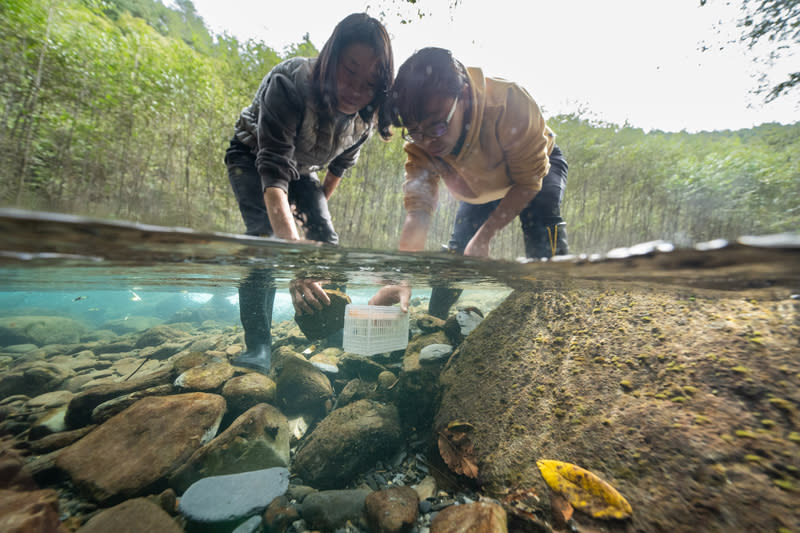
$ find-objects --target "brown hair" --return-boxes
[312,13,394,140]
[383,47,469,130]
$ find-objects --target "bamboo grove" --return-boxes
[1,0,797,258]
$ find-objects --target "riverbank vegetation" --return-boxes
[1,0,797,256]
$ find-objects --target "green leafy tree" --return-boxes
[701,0,799,101]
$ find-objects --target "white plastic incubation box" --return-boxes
[342,304,409,356]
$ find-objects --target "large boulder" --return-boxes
[274,355,333,418]
[0,316,87,348]
[294,399,402,489]
[435,285,800,532]
[169,403,290,493]
[64,367,175,429]
[57,392,226,503]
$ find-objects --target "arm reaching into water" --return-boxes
[368,210,431,312]
[464,184,538,257]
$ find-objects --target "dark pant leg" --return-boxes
[520,145,569,258]
[447,199,502,253]
[289,174,339,245]
[430,200,500,318]
[225,138,274,237]
[225,138,276,358]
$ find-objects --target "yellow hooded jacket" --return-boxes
[402,67,556,214]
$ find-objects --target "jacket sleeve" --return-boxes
[255,72,306,193]
[328,130,371,178]
[402,144,440,214]
[497,84,553,192]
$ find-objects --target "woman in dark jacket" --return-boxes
[225,13,394,373]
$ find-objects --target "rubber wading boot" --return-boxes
[428,286,463,320]
[232,282,276,375]
[524,221,569,259]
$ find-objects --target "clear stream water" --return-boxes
[0,208,798,529]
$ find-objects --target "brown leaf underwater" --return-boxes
[536,459,633,520]
[438,426,479,478]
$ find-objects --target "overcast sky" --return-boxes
[185,0,798,133]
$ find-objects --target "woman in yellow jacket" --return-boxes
[370,47,568,317]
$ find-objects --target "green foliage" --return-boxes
[0,0,797,258]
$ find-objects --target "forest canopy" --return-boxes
[0,0,797,257]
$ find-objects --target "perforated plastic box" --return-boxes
[342,304,409,356]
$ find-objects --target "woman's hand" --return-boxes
[290,278,331,315]
[368,283,411,313]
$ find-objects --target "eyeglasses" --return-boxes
[402,96,459,143]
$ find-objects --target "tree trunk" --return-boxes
[16,1,54,204]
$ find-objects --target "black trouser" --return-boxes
[447,145,568,256]
[225,137,338,243]
[429,146,568,319]
[225,138,341,348]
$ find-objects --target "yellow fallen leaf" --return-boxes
[536,459,632,520]
[446,420,474,433]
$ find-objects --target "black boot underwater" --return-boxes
[429,286,463,320]
[232,276,275,375]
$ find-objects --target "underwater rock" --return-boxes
[309,348,340,369]
[443,308,484,346]
[100,316,162,335]
[0,450,36,491]
[294,399,402,489]
[430,501,507,533]
[94,339,137,356]
[274,356,333,418]
[27,425,95,454]
[169,403,290,493]
[419,343,453,364]
[390,331,450,432]
[364,485,419,533]
[134,325,187,349]
[270,345,307,373]
[79,329,118,343]
[338,353,387,381]
[171,350,222,374]
[28,406,67,440]
[264,495,299,532]
[416,315,446,334]
[76,497,183,533]
[294,289,350,341]
[138,341,188,361]
[0,362,75,399]
[221,372,276,413]
[177,467,289,525]
[336,378,377,409]
[64,366,175,428]
[0,316,87,347]
[377,370,397,390]
[56,392,226,503]
[300,489,372,531]
[0,488,66,533]
[90,383,175,424]
[174,361,235,391]
[2,344,38,354]
[412,475,437,501]
[25,390,74,411]
[435,286,800,532]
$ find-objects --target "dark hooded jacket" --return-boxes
[234,57,372,192]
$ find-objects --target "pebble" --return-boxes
[178,467,289,524]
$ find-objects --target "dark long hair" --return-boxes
[312,13,394,140]
[383,47,468,130]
